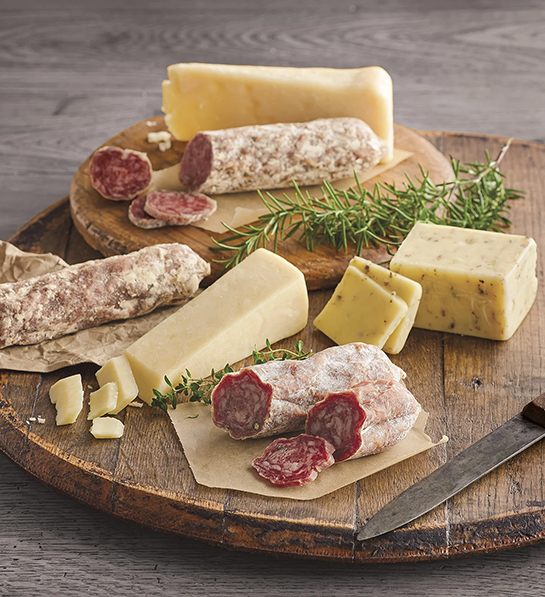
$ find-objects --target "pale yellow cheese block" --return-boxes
[350,256,422,354]
[49,374,83,426]
[96,354,138,415]
[88,382,118,420]
[314,265,408,348]
[124,248,309,404]
[162,63,394,162]
[90,417,124,439]
[390,222,538,340]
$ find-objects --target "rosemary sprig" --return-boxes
[211,141,523,270]
[151,340,312,411]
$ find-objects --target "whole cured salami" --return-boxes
[252,434,335,487]
[143,190,217,225]
[89,146,153,201]
[179,117,387,195]
[211,343,405,440]
[0,244,210,349]
[305,379,421,462]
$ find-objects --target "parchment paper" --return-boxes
[169,402,448,500]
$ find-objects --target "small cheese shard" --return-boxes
[124,248,309,403]
[90,417,124,439]
[162,63,394,162]
[314,265,408,349]
[88,382,118,420]
[49,374,83,426]
[350,256,422,354]
[389,222,538,340]
[96,355,138,415]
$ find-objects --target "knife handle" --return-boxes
[521,393,545,428]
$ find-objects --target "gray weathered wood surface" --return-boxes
[2,0,545,594]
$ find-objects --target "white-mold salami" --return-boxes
[128,195,167,229]
[211,343,405,440]
[0,244,210,349]
[89,146,153,201]
[305,379,421,462]
[179,117,387,195]
[143,190,217,225]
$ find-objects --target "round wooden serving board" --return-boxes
[2,131,545,564]
[69,119,454,289]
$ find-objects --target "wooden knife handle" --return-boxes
[521,393,545,428]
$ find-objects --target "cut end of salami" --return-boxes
[179,133,212,190]
[89,146,153,201]
[211,369,273,439]
[143,190,217,226]
[252,434,335,487]
[128,195,167,229]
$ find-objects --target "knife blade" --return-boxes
[357,393,545,541]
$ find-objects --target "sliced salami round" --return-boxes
[128,195,167,229]
[89,146,153,201]
[305,379,421,462]
[179,117,387,195]
[143,190,217,225]
[252,434,335,487]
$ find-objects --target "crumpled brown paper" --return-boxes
[0,241,184,372]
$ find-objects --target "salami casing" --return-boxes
[143,190,217,225]
[211,343,405,440]
[128,195,167,229]
[252,434,335,487]
[89,146,153,201]
[0,244,210,349]
[305,379,421,462]
[179,117,387,195]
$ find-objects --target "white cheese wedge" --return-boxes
[49,374,83,426]
[88,382,118,420]
[90,417,124,439]
[124,248,309,403]
[390,222,538,340]
[96,355,138,415]
[314,265,408,349]
[350,256,422,354]
[162,63,394,162]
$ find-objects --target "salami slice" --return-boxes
[89,146,153,201]
[252,434,335,487]
[128,195,167,229]
[179,117,387,195]
[305,379,421,462]
[211,343,405,440]
[0,244,210,349]
[143,190,217,225]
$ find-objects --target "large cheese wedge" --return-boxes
[162,63,394,162]
[124,249,309,403]
[390,222,538,340]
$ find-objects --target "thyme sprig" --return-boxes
[211,141,523,270]
[151,340,312,412]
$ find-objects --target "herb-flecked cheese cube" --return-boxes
[389,222,538,340]
[313,265,408,348]
[49,374,83,426]
[96,355,138,414]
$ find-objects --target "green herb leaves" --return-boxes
[211,142,522,270]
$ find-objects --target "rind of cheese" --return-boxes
[88,382,118,420]
[162,63,394,162]
[49,374,83,426]
[350,256,422,354]
[124,248,309,404]
[313,265,408,348]
[96,355,139,415]
[390,222,538,340]
[90,417,124,439]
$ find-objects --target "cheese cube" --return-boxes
[96,355,138,414]
[124,248,309,403]
[314,265,408,348]
[350,256,422,354]
[88,382,118,420]
[49,374,83,426]
[90,417,124,439]
[162,63,394,161]
[390,222,538,340]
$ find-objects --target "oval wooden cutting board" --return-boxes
[70,119,453,289]
[2,131,545,564]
